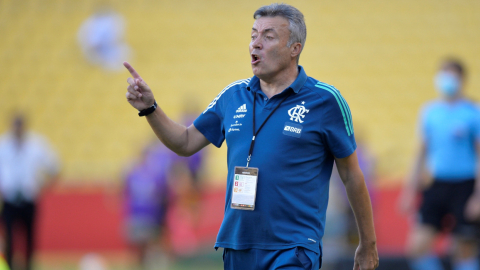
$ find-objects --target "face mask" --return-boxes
[434,72,461,97]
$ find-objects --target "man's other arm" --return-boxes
[123,62,210,156]
[335,151,379,270]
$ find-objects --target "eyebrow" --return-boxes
[251,27,276,34]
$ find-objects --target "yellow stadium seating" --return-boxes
[0,0,479,185]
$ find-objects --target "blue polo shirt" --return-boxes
[194,66,356,255]
[420,99,480,181]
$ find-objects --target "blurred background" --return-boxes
[0,0,479,269]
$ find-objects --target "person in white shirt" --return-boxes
[0,114,59,270]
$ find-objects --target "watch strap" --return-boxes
[138,100,157,117]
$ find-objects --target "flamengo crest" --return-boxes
[288,101,309,123]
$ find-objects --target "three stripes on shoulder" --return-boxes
[314,82,354,136]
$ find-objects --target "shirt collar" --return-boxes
[247,65,308,94]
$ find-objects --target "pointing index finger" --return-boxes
[123,61,142,79]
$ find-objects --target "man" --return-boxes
[0,114,59,270]
[123,3,378,270]
[399,59,480,270]
[123,143,169,268]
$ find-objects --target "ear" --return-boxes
[290,42,302,59]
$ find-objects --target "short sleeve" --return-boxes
[320,90,357,158]
[194,84,236,148]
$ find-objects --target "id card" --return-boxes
[231,166,259,210]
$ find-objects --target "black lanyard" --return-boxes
[246,91,292,167]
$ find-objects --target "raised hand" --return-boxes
[123,62,155,111]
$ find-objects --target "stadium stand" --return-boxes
[1,0,479,184]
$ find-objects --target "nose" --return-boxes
[250,37,262,50]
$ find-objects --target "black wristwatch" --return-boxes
[138,100,157,117]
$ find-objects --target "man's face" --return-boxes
[434,63,463,97]
[250,16,292,79]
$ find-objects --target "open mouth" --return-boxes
[251,54,260,64]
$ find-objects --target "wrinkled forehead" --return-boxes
[252,16,290,35]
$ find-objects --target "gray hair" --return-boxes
[253,3,306,55]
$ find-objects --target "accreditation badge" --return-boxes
[231,166,259,210]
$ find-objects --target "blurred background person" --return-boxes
[123,110,206,267]
[0,114,59,270]
[77,6,131,71]
[165,160,201,259]
[162,109,206,258]
[123,142,170,269]
[399,58,480,270]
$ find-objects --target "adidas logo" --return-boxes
[236,104,247,113]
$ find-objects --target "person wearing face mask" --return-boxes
[399,58,480,270]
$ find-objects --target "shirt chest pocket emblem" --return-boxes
[283,122,303,138]
[288,101,309,123]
